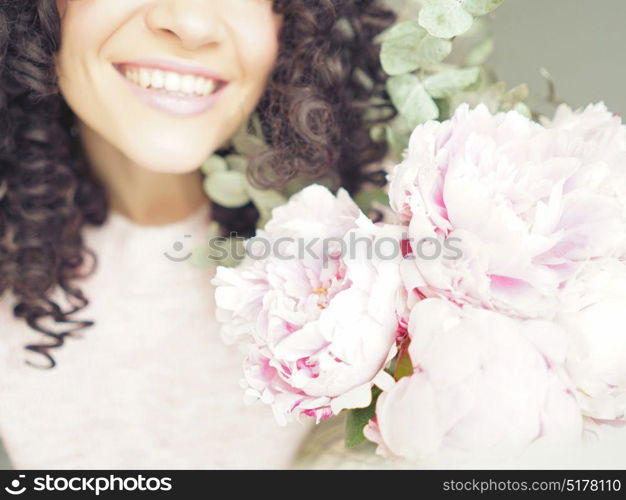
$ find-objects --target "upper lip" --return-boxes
[113,57,228,82]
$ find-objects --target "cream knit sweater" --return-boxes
[0,205,311,469]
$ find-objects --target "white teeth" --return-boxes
[124,67,219,97]
[152,70,165,89]
[139,68,151,89]
[164,72,180,92]
[202,79,217,96]
[181,74,196,94]
[194,77,206,95]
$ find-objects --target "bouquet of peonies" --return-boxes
[213,102,626,463]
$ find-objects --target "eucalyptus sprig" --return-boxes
[371,0,522,166]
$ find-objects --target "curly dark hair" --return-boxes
[0,0,396,368]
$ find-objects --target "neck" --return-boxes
[78,121,209,226]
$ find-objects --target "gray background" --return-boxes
[0,0,622,472]
[492,0,626,116]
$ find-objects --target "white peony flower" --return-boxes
[559,259,626,422]
[213,185,405,424]
[214,184,362,346]
[389,104,625,319]
[365,298,583,463]
[543,102,626,243]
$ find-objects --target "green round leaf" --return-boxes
[345,390,380,449]
[201,155,228,176]
[369,124,387,142]
[449,80,506,114]
[353,188,390,214]
[385,124,410,162]
[225,154,248,174]
[230,118,267,157]
[188,245,215,270]
[462,0,504,16]
[381,21,452,75]
[419,0,474,39]
[195,235,247,268]
[187,223,223,270]
[247,187,287,209]
[247,186,288,228]
[423,67,481,98]
[203,170,251,208]
[231,134,266,157]
[209,237,247,268]
[387,74,440,129]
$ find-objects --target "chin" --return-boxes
[124,138,217,174]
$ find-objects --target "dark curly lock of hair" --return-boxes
[0,0,396,368]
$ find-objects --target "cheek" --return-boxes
[56,1,132,85]
[234,13,282,94]
[56,7,100,137]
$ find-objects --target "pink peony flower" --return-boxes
[543,102,625,137]
[214,184,363,347]
[364,298,583,463]
[542,102,626,245]
[389,104,625,319]
[213,185,404,424]
[559,259,626,422]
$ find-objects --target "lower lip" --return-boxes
[118,71,226,117]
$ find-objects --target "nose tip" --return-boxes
[145,1,226,51]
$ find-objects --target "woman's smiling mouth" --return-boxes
[123,67,218,96]
[114,58,229,117]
